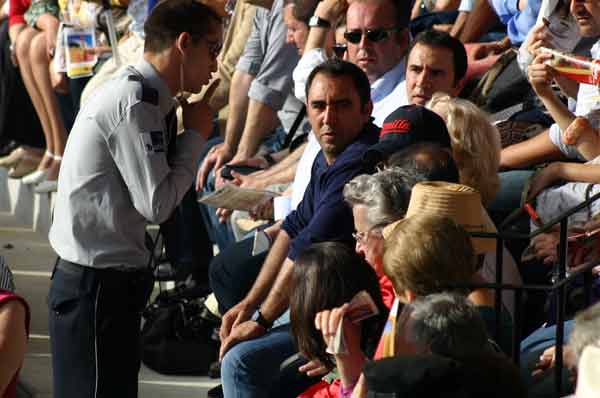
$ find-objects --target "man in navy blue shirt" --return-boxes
[217,59,379,398]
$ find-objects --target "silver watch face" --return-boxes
[309,16,330,28]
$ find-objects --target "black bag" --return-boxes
[141,292,218,375]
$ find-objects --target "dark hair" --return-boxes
[305,58,372,107]
[408,29,468,84]
[403,293,491,359]
[387,142,460,184]
[290,242,388,369]
[292,0,318,24]
[144,0,221,53]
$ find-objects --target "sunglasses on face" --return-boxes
[332,43,347,58]
[343,28,400,44]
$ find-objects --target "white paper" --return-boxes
[198,183,280,211]
[273,196,292,221]
[251,230,271,256]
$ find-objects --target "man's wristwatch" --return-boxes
[308,15,331,29]
[252,310,273,330]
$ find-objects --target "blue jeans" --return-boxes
[221,323,297,398]
[520,321,574,354]
[489,170,535,214]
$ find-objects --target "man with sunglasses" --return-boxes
[290,0,409,128]
[47,2,222,397]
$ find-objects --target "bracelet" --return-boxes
[339,381,357,398]
[263,153,276,166]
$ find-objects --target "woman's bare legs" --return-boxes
[15,27,53,169]
[30,32,66,181]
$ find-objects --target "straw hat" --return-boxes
[383,181,497,254]
[576,345,600,398]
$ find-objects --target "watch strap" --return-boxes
[254,310,273,330]
[309,15,331,29]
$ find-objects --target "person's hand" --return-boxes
[314,303,362,356]
[532,346,577,377]
[182,78,219,137]
[230,170,268,190]
[219,300,256,342]
[531,232,560,265]
[299,359,330,377]
[228,155,270,170]
[527,22,554,57]
[315,0,350,23]
[528,52,556,99]
[471,39,510,61]
[45,28,57,60]
[219,320,267,360]
[527,163,560,200]
[250,198,274,221]
[84,46,111,56]
[216,206,233,223]
[196,143,234,191]
[49,66,69,94]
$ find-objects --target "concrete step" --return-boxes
[1,207,221,398]
[0,168,55,237]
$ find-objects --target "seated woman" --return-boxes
[289,242,388,397]
[426,93,501,206]
[0,256,29,398]
[9,0,66,191]
[309,213,513,398]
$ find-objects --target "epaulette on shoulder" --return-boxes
[127,74,159,106]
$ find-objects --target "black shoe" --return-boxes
[207,360,221,379]
[207,384,223,398]
[0,140,18,157]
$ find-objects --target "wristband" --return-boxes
[340,381,357,398]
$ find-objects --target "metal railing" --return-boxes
[458,191,600,396]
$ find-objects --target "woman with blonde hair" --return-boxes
[427,93,501,206]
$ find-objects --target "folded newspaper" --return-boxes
[198,184,280,211]
[326,290,380,355]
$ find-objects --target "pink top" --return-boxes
[0,290,30,398]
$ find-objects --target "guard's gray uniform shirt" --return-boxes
[49,60,204,269]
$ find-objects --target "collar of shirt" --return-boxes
[134,59,178,115]
[370,57,406,104]
[591,41,600,59]
[313,122,380,174]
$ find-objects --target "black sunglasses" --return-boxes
[343,28,400,44]
[332,43,347,58]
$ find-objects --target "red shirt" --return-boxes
[9,0,31,27]
[0,290,30,398]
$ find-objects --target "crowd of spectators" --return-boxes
[3,0,600,396]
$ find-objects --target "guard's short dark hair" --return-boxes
[305,59,371,107]
[408,29,468,84]
[144,0,221,53]
[387,142,460,184]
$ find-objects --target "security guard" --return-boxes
[47,1,222,397]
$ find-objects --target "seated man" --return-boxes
[218,58,379,398]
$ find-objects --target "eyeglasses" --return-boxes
[343,28,400,44]
[352,226,384,244]
[352,231,369,244]
[332,43,347,58]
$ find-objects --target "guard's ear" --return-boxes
[175,32,192,58]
